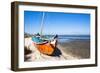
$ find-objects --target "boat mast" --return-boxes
[40,12,45,35]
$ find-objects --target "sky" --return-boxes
[24,11,90,35]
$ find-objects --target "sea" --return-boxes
[45,35,90,43]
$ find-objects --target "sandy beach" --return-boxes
[24,37,90,61]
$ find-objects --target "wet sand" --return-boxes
[58,39,90,59]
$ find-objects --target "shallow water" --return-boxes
[58,35,90,43]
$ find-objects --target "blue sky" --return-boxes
[24,11,90,35]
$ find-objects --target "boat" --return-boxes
[32,12,58,56]
[32,34,58,55]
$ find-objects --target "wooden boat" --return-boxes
[32,35,58,55]
[32,12,59,56]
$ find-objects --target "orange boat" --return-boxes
[32,12,61,56]
[32,35,57,55]
[36,43,55,55]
